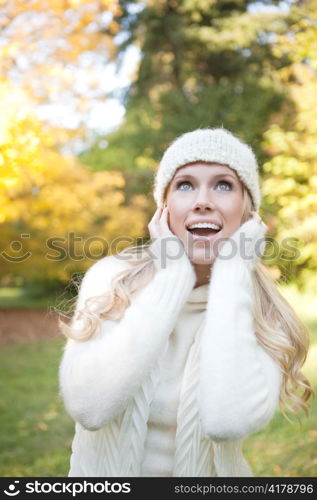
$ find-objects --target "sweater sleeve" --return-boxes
[199,256,282,441]
[59,236,196,431]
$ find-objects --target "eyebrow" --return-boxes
[173,172,237,182]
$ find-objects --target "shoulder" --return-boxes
[76,254,133,307]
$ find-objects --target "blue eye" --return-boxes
[175,179,232,191]
[176,181,193,191]
[216,181,232,191]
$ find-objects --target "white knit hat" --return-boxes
[153,128,261,210]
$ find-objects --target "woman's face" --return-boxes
[165,162,246,266]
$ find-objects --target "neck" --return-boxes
[193,263,213,288]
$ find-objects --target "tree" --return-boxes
[80,0,291,205]
[0,79,148,288]
[261,0,317,287]
[82,0,317,286]
[0,0,122,145]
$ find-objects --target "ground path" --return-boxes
[0,308,69,343]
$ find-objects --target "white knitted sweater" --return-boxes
[141,283,209,476]
[59,232,281,477]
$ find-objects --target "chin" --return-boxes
[186,250,216,266]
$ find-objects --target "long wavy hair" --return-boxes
[59,185,313,421]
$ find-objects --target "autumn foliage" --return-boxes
[0,0,316,292]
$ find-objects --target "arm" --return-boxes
[199,218,282,441]
[59,236,196,431]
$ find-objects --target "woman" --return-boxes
[59,128,313,477]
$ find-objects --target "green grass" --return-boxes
[0,286,316,477]
[0,338,74,477]
[244,361,317,477]
[244,285,317,477]
[0,287,73,310]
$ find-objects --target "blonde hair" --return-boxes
[59,186,313,420]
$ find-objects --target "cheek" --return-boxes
[168,211,186,235]
[222,198,244,230]
[166,195,190,234]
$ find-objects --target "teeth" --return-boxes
[188,222,221,230]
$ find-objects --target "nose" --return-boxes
[192,188,216,211]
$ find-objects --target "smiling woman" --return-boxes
[164,162,247,286]
[58,128,313,477]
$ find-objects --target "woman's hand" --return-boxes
[148,206,175,240]
[248,210,268,232]
[148,207,191,271]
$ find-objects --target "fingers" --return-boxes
[249,211,267,230]
[159,206,170,231]
[148,206,172,239]
[161,206,169,223]
[249,211,260,221]
[151,206,167,224]
[152,207,163,221]
[149,207,164,230]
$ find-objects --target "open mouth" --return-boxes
[186,224,222,240]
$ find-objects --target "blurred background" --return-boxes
[0,0,316,477]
